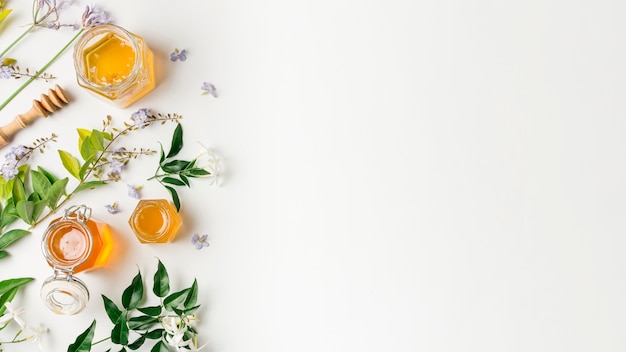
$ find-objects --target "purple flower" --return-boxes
[81,5,111,28]
[110,159,124,174]
[0,66,13,79]
[201,82,217,97]
[191,234,209,250]
[105,202,119,214]
[170,49,187,62]
[127,184,141,199]
[131,108,151,128]
[10,145,29,159]
[1,162,18,179]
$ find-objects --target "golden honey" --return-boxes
[44,214,113,273]
[73,24,155,108]
[129,199,182,243]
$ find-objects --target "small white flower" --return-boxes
[25,323,48,351]
[0,302,26,328]
[194,142,221,185]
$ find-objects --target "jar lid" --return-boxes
[41,209,93,270]
[40,273,90,315]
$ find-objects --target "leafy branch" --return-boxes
[148,124,213,212]
[0,111,182,260]
[68,259,203,352]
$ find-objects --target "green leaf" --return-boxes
[0,277,34,296]
[0,250,8,259]
[11,176,26,203]
[67,320,96,352]
[153,259,170,297]
[89,130,106,151]
[184,279,198,310]
[161,177,185,187]
[144,329,164,339]
[32,199,48,222]
[59,150,82,179]
[75,180,106,193]
[79,134,96,161]
[47,177,68,209]
[161,160,190,173]
[0,287,18,316]
[158,143,165,164]
[122,270,143,310]
[137,305,162,317]
[127,334,146,350]
[31,170,51,199]
[0,9,12,24]
[127,315,158,330]
[0,201,17,228]
[163,288,189,311]
[37,166,58,184]
[179,174,190,187]
[102,295,122,324]
[164,186,180,212]
[186,168,211,177]
[111,313,129,345]
[79,155,96,180]
[166,123,184,159]
[15,200,34,224]
[0,229,30,250]
[77,128,92,145]
[150,340,169,352]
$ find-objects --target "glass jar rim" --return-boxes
[73,23,141,92]
[41,218,93,270]
[130,200,173,241]
[40,273,89,315]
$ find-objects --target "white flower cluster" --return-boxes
[160,314,206,351]
[0,302,47,350]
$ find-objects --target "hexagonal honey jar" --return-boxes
[128,199,182,243]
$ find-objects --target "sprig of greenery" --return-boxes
[68,259,203,352]
[148,124,212,212]
[0,111,182,260]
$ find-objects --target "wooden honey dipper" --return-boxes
[0,85,69,148]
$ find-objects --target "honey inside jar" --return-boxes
[129,199,182,243]
[45,218,113,274]
[73,24,155,108]
[84,33,135,85]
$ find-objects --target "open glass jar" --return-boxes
[40,205,113,315]
[73,23,155,108]
[129,199,182,243]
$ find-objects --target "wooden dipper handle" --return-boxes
[0,85,69,148]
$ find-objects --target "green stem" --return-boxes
[0,28,83,111]
[0,24,36,59]
[91,336,110,345]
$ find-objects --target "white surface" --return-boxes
[1,0,625,351]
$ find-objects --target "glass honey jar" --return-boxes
[73,23,155,108]
[40,205,113,315]
[129,199,182,243]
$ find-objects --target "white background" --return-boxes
[1,0,625,351]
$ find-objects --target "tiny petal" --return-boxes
[191,233,209,250]
[105,202,120,214]
[201,82,218,98]
[127,184,141,199]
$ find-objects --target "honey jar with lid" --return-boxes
[40,205,113,315]
[129,199,182,243]
[73,23,155,108]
